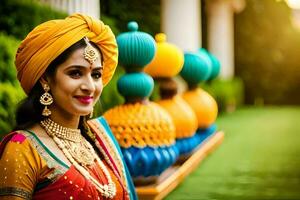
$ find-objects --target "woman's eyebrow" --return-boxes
[65,65,86,70]
[93,66,103,70]
[65,65,103,70]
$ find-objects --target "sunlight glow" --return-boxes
[286,0,300,9]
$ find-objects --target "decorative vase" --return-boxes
[180,48,220,140]
[103,22,179,184]
[144,33,199,159]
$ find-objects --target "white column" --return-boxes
[61,0,68,12]
[39,0,100,19]
[207,0,233,79]
[67,0,72,14]
[206,0,245,79]
[81,0,87,13]
[94,0,100,19]
[74,0,80,13]
[161,0,201,52]
[84,1,90,13]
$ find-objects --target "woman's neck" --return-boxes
[48,108,80,129]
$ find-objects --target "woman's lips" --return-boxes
[75,96,93,104]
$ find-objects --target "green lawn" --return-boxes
[165,106,300,200]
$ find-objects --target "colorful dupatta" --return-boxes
[88,117,138,200]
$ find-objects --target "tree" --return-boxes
[234,0,300,104]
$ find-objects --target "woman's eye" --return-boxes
[68,70,82,78]
[92,71,102,79]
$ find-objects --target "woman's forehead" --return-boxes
[59,47,102,69]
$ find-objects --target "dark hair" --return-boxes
[14,38,102,145]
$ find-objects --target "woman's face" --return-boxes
[47,47,103,118]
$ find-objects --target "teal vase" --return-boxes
[117,21,156,71]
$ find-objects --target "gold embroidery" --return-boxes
[39,118,116,199]
[0,187,32,200]
[89,120,129,195]
[21,131,68,182]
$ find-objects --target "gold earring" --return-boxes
[89,108,93,119]
[40,84,53,117]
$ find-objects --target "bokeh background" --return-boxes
[1,0,299,134]
[0,0,299,199]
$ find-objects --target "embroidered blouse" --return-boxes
[0,117,137,200]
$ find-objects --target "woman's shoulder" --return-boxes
[0,129,66,167]
[0,130,46,174]
[0,131,33,154]
[0,129,69,176]
[1,130,29,142]
[0,130,49,198]
[1,129,44,145]
[0,130,49,162]
[91,116,109,128]
[88,117,109,136]
[87,117,119,147]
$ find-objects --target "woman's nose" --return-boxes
[80,75,95,92]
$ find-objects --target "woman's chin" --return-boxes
[73,109,93,117]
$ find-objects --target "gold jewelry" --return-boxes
[40,118,81,142]
[40,118,116,198]
[82,119,96,141]
[89,108,93,119]
[40,84,53,116]
[83,37,99,64]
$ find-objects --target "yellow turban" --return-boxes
[15,13,118,95]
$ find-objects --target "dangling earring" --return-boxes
[40,84,53,117]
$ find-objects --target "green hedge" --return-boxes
[0,83,25,137]
[235,0,300,105]
[0,33,20,84]
[100,15,121,36]
[201,78,244,113]
[0,0,67,40]
[100,0,160,35]
[0,0,68,136]
[98,67,125,115]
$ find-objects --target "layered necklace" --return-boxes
[40,118,116,199]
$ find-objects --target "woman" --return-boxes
[0,14,137,200]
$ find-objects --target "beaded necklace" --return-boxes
[40,118,116,198]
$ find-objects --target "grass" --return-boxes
[165,106,300,200]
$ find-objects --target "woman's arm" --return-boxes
[0,196,28,200]
[0,132,43,199]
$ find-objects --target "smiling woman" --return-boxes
[42,41,103,120]
[0,14,137,200]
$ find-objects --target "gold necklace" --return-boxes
[40,118,81,142]
[40,118,116,198]
[40,118,94,166]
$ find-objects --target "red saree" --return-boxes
[0,119,133,200]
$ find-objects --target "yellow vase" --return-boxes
[144,33,184,78]
[157,95,198,139]
[182,88,218,128]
